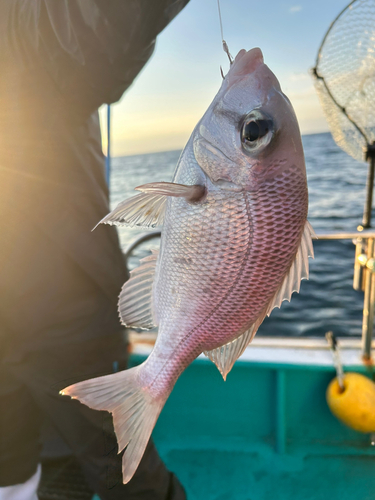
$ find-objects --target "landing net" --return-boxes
[313,0,375,162]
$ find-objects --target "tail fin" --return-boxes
[60,366,164,483]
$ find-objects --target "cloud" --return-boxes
[288,85,317,99]
[290,5,302,13]
[289,72,309,82]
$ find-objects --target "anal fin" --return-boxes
[204,325,256,381]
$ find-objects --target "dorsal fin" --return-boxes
[118,250,159,329]
[204,220,316,379]
[266,219,315,316]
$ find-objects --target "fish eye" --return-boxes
[243,120,270,142]
[241,110,274,154]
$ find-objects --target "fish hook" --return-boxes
[217,0,233,79]
[222,40,233,66]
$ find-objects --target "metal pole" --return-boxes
[360,143,375,360]
[105,105,111,186]
[362,238,375,360]
[362,143,375,228]
[353,236,365,291]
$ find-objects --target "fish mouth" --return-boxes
[229,48,264,78]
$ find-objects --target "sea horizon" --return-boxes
[109,130,332,160]
[109,131,369,339]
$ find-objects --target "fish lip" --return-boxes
[228,48,264,79]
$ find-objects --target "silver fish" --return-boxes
[62,48,315,483]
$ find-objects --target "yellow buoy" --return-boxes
[327,372,375,433]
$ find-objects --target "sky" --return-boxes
[99,0,351,157]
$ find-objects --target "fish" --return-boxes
[61,47,315,483]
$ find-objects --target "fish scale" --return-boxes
[62,48,314,484]
[139,166,308,402]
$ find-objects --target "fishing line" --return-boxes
[216,0,233,65]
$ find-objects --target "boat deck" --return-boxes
[129,336,375,500]
[40,336,375,500]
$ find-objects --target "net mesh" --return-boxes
[313,0,375,162]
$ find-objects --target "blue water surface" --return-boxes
[110,132,371,338]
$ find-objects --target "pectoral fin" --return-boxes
[135,182,205,202]
[94,192,167,229]
[95,182,205,229]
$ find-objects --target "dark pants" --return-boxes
[0,333,186,499]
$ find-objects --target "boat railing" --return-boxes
[124,231,162,260]
[315,229,375,361]
[316,230,375,240]
[124,229,375,362]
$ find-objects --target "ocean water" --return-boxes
[110,132,371,338]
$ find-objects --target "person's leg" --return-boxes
[0,231,185,499]
[10,335,186,500]
[0,367,42,499]
[0,466,41,500]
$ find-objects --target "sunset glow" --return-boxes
[101,0,348,157]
